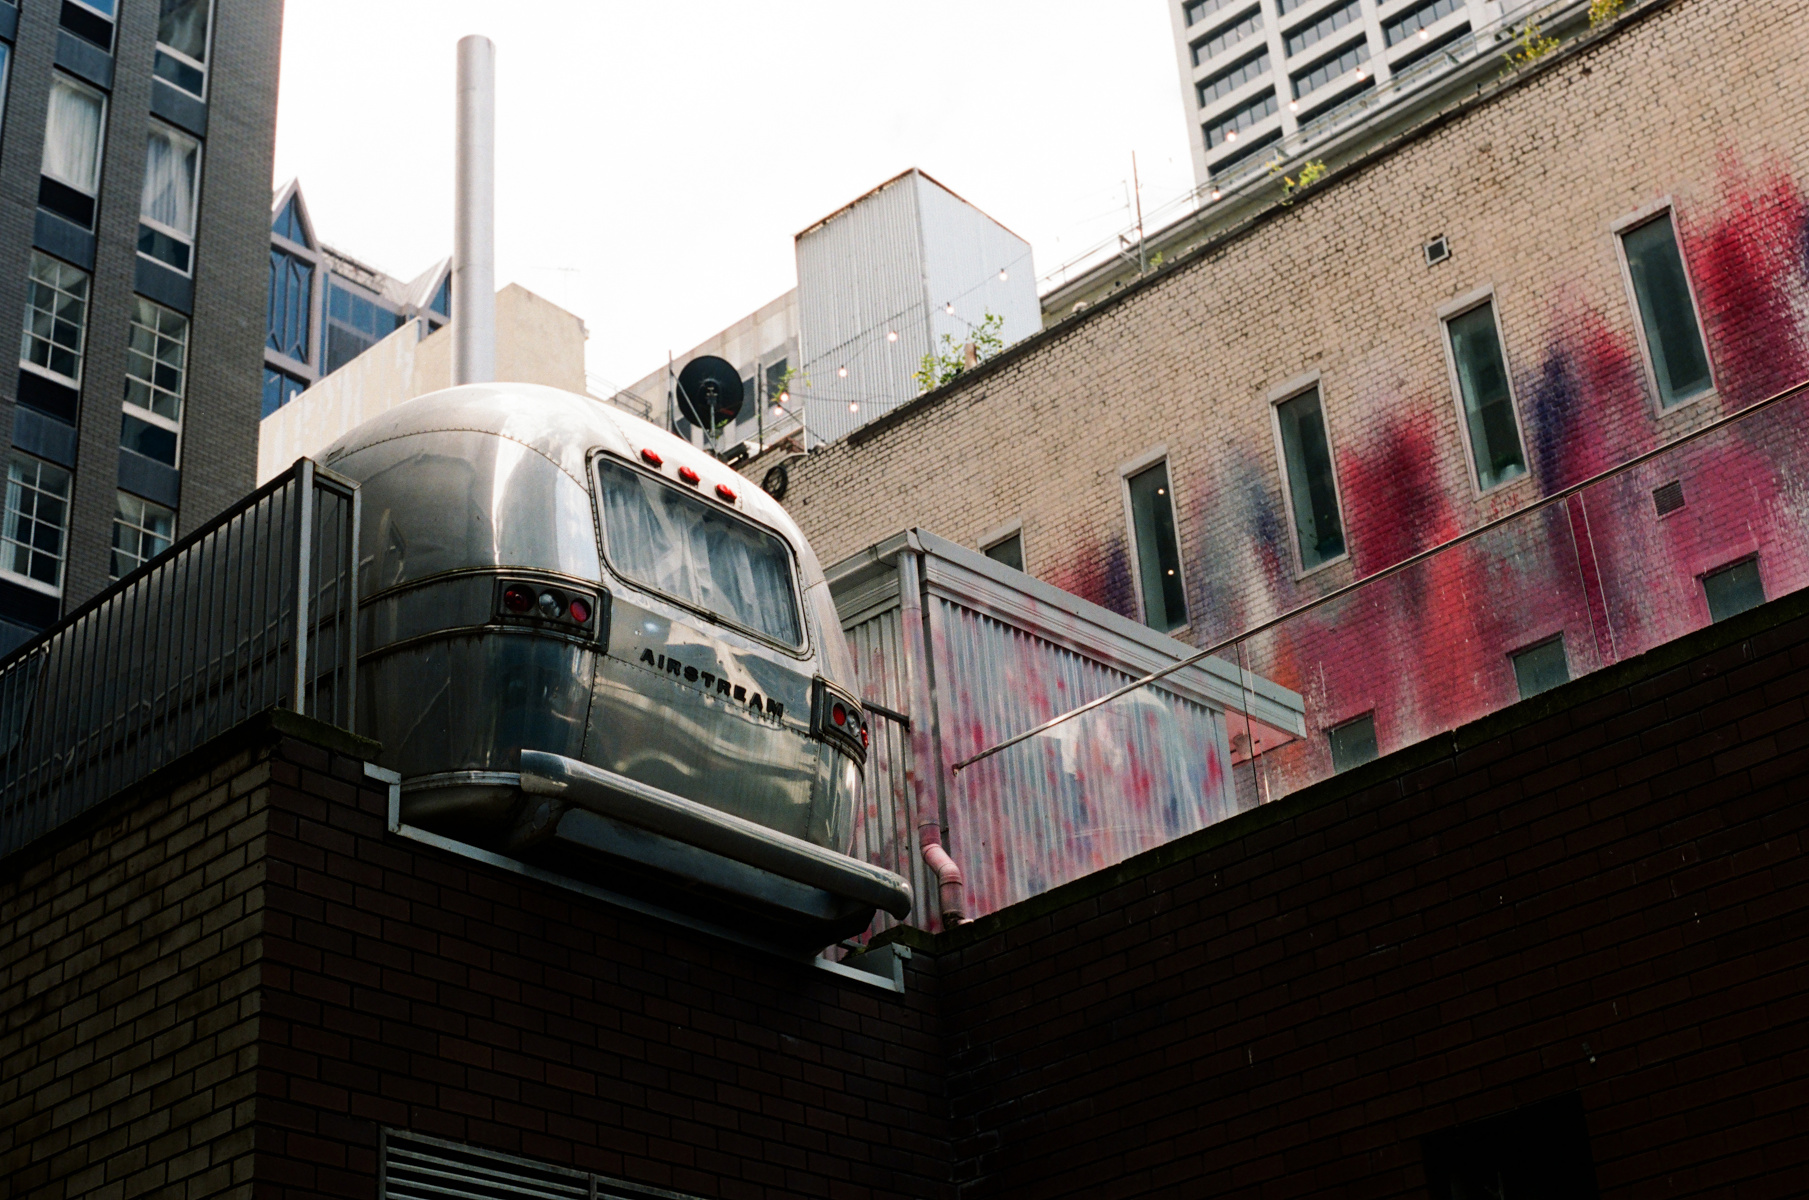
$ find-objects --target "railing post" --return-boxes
[293,458,315,716]
[344,478,361,731]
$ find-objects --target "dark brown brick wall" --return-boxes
[929,594,1809,1198]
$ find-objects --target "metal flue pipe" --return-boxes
[453,34,496,385]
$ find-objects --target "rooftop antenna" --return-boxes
[453,34,496,385]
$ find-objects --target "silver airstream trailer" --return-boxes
[321,383,909,945]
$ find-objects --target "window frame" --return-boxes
[1,452,73,596]
[110,489,176,580]
[1610,198,1717,415]
[1509,632,1570,701]
[589,449,812,659]
[1118,445,1192,636]
[122,296,188,466]
[154,0,216,101]
[41,72,108,200]
[978,520,1026,574]
[1267,371,1350,579]
[1437,284,1531,498]
[138,120,203,277]
[20,250,91,388]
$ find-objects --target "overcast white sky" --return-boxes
[272,2,1194,389]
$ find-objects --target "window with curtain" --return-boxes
[595,456,803,647]
[42,74,105,194]
[2,454,73,593]
[155,0,212,98]
[125,297,188,424]
[139,123,201,274]
[267,249,312,361]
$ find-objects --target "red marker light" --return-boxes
[640,448,662,468]
[502,585,534,614]
[677,465,701,485]
[568,597,591,624]
[861,725,870,749]
[715,483,737,502]
[832,702,847,727]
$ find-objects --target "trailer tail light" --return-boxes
[568,597,591,624]
[496,580,604,638]
[677,465,701,486]
[502,585,535,614]
[832,702,848,727]
[811,677,868,768]
[640,448,663,468]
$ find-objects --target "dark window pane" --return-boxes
[1276,387,1344,569]
[157,0,209,62]
[273,195,308,245]
[1329,713,1377,772]
[261,366,305,419]
[1383,0,1462,45]
[1200,50,1270,107]
[1623,212,1713,407]
[1422,1094,1599,1200]
[1292,38,1368,100]
[984,533,1024,573]
[1284,0,1360,58]
[1191,7,1262,66]
[1128,462,1187,631]
[1703,558,1764,622]
[138,224,192,274]
[1204,89,1277,149]
[121,413,178,465]
[1512,637,1569,700]
[429,273,451,318]
[1446,302,1527,490]
[1185,0,1240,25]
[266,249,312,360]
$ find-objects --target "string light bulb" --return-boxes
[778,390,789,403]
[1210,188,1222,201]
[886,330,898,342]
[1419,26,1431,39]
[1355,67,1367,78]
[848,402,859,412]
[1289,100,1299,112]
[998,268,1009,282]
[945,302,955,315]
[1226,128,1238,142]
[838,365,848,377]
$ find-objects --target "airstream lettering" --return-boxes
[323,383,908,945]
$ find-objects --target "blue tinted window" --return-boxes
[321,280,403,374]
[429,274,451,318]
[272,195,309,246]
[261,367,306,418]
[267,249,312,361]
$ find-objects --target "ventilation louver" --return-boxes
[383,1132,696,1200]
[1424,235,1450,266]
[1653,480,1686,516]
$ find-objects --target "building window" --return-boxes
[155,0,213,99]
[122,298,187,466]
[262,366,306,419]
[267,249,312,362]
[1444,300,1527,491]
[139,123,201,275]
[983,532,1024,573]
[273,193,310,246]
[1511,635,1569,700]
[1191,8,1262,66]
[60,0,116,52]
[1200,50,1269,107]
[1185,0,1239,26]
[1205,89,1277,149]
[1702,557,1764,622]
[1328,712,1377,772]
[1274,386,1345,571]
[2,455,73,594]
[322,280,402,375]
[112,492,175,579]
[21,252,90,385]
[1620,211,1713,409]
[40,74,106,229]
[428,273,451,319]
[0,44,13,135]
[1284,0,1361,58]
[1127,461,1188,632]
[1383,0,1463,45]
[1292,39,1369,100]
[764,358,790,403]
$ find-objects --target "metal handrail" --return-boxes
[0,457,359,859]
[954,376,1809,772]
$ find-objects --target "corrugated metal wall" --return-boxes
[842,604,932,937]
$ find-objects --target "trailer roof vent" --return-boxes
[1653,479,1686,517]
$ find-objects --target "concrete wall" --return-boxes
[257,284,588,482]
[758,0,1809,772]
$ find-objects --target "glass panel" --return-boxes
[595,456,803,647]
[273,195,307,245]
[141,124,200,237]
[42,76,104,195]
[121,413,178,465]
[1623,213,1713,407]
[262,367,306,419]
[1512,636,1569,699]
[157,0,210,62]
[111,491,175,579]
[1703,559,1764,622]
[266,249,312,360]
[20,251,90,383]
[428,273,450,318]
[1446,302,1527,490]
[1327,713,1377,772]
[1285,0,1361,57]
[3,455,72,590]
[1276,387,1345,570]
[1192,8,1262,66]
[1128,462,1188,632]
[984,534,1024,573]
[124,297,188,423]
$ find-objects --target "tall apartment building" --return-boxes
[1168,0,1541,190]
[0,0,280,652]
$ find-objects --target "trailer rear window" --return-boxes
[595,456,803,648]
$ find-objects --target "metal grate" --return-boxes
[382,1132,702,1200]
[1653,479,1686,516]
[1424,235,1450,265]
[0,458,358,861]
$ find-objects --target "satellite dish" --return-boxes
[675,355,745,429]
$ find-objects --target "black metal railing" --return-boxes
[0,458,359,859]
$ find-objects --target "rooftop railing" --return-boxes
[0,459,358,860]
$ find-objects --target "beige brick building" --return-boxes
[754,0,1809,771]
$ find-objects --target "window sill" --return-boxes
[1292,550,1350,583]
[18,360,81,390]
[0,568,62,599]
